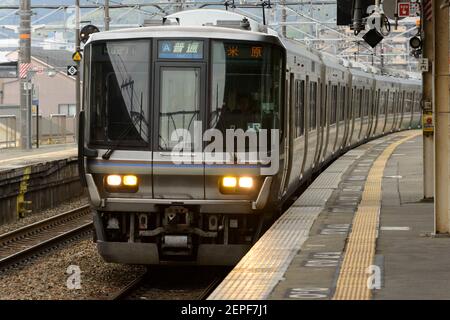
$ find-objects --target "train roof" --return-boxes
[86,8,421,84]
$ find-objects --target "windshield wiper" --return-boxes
[102,111,148,160]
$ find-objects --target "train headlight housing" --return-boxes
[105,174,139,192]
[106,175,122,186]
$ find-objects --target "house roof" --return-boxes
[1,47,82,79]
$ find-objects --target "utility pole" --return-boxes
[433,1,449,234]
[422,12,433,200]
[19,0,31,150]
[75,0,80,142]
[104,0,110,31]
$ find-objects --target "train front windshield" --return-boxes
[86,38,284,149]
[210,41,284,134]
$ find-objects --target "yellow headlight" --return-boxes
[106,175,122,186]
[222,176,237,188]
[239,177,253,188]
[123,175,138,186]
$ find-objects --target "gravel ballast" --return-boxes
[0,196,89,235]
[0,239,145,300]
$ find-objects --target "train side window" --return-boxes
[322,84,327,127]
[388,91,395,114]
[295,80,305,137]
[414,93,421,112]
[404,92,412,113]
[349,88,355,120]
[309,81,317,130]
[330,85,338,124]
[380,91,387,114]
[356,89,362,119]
[339,87,345,121]
[364,89,370,117]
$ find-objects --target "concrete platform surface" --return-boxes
[211,131,446,300]
[0,144,77,171]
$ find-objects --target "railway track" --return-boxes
[0,205,92,271]
[111,267,228,300]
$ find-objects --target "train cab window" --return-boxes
[210,41,284,137]
[295,80,305,137]
[158,67,201,150]
[330,85,338,124]
[88,40,150,146]
[309,82,317,130]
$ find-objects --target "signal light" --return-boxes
[80,24,100,44]
[409,36,422,50]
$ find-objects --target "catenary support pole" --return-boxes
[422,7,434,200]
[433,1,449,233]
[19,0,31,150]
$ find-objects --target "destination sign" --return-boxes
[224,44,265,60]
[158,40,203,59]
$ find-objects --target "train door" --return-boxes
[392,90,400,131]
[294,79,307,181]
[305,80,318,170]
[281,72,296,196]
[314,79,325,165]
[345,87,355,147]
[152,62,207,199]
[367,89,376,137]
[300,76,310,176]
[320,82,331,162]
[363,88,372,139]
[334,85,345,152]
[325,83,337,158]
[352,87,362,145]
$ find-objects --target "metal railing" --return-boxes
[0,115,17,149]
[0,114,75,149]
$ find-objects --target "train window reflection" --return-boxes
[210,41,283,136]
[159,67,200,150]
[89,40,150,145]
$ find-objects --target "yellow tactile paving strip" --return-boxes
[332,130,421,300]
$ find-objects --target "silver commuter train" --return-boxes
[78,9,422,265]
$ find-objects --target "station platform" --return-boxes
[209,130,447,300]
[0,143,77,171]
[0,143,80,225]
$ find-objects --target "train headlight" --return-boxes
[123,175,138,186]
[238,177,253,189]
[104,174,139,192]
[222,176,237,188]
[220,176,255,194]
[106,175,122,186]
